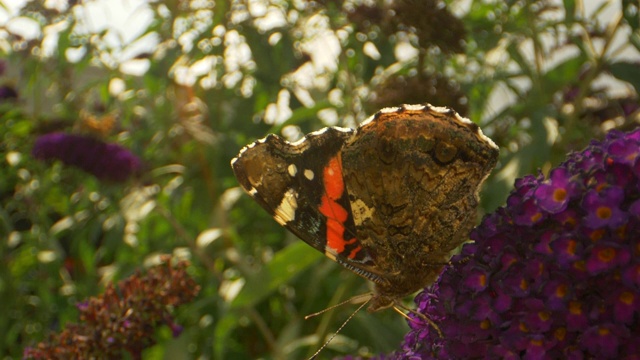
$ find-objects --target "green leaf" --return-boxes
[230,241,322,309]
[630,30,640,52]
[609,61,640,95]
[542,55,586,93]
[213,312,239,360]
[623,0,640,31]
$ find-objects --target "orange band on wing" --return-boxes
[319,194,348,222]
[323,156,344,200]
[348,245,362,259]
[320,155,357,255]
[326,218,356,253]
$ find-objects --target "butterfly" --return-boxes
[231,104,498,314]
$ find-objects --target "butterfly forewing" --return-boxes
[231,127,376,269]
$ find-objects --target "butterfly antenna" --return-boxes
[304,293,372,319]
[394,301,443,338]
[307,296,371,360]
[391,305,413,321]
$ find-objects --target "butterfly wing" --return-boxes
[231,127,383,281]
[341,104,500,300]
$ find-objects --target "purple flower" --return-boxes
[166,317,185,338]
[533,168,577,213]
[609,136,639,165]
[75,301,89,311]
[396,128,640,359]
[580,324,627,358]
[32,133,141,182]
[583,188,628,228]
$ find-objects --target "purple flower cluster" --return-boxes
[32,133,141,182]
[399,129,640,359]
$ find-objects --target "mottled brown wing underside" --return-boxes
[341,104,499,302]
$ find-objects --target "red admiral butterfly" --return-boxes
[231,104,498,313]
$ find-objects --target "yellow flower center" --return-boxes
[597,248,616,262]
[569,301,582,315]
[620,291,634,305]
[553,188,567,202]
[596,206,612,220]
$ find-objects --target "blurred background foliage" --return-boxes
[1,0,639,358]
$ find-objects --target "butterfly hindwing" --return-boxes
[339,105,500,303]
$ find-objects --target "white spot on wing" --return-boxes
[456,114,473,125]
[304,169,314,180]
[286,126,356,147]
[325,250,337,261]
[403,104,426,111]
[290,135,308,147]
[274,189,298,225]
[350,198,375,226]
[476,127,498,149]
[379,106,402,114]
[288,164,297,177]
[360,105,405,127]
[290,127,334,146]
[233,135,269,160]
[429,105,450,114]
[331,126,352,133]
[310,127,331,136]
[359,114,376,127]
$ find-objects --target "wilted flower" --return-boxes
[398,128,640,359]
[23,258,200,360]
[32,132,141,182]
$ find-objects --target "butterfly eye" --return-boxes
[435,141,457,164]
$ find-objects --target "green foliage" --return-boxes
[1,0,638,359]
